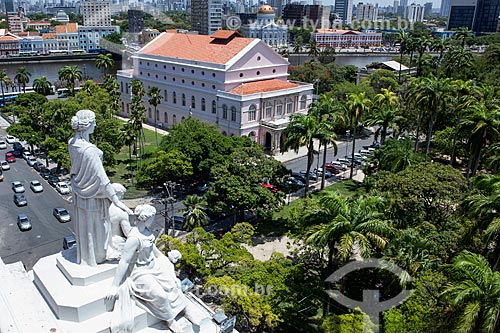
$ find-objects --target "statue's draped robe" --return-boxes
[69,136,111,267]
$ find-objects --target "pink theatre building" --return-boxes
[117,30,313,152]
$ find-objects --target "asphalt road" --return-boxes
[0,140,75,270]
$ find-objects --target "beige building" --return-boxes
[81,0,111,27]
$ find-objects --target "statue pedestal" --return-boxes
[25,248,224,333]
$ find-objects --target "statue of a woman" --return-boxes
[68,109,133,267]
[106,204,207,333]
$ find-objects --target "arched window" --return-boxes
[121,101,124,112]
[191,96,196,109]
[201,98,206,111]
[182,94,186,106]
[300,95,307,109]
[231,106,237,122]
[156,109,159,120]
[148,107,152,118]
[265,102,273,118]
[286,98,293,114]
[212,100,216,114]
[248,131,256,140]
[222,104,228,119]
[248,104,256,121]
[126,103,129,113]
[276,100,283,116]
[164,112,168,123]
[173,92,177,104]
[173,114,177,124]
[222,131,227,136]
[164,89,167,102]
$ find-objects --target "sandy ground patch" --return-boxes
[245,235,299,261]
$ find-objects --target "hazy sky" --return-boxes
[320,0,442,8]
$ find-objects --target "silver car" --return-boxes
[1,160,9,170]
[53,207,71,223]
[17,214,32,231]
[12,181,25,193]
[30,180,43,193]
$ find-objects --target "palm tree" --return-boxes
[181,195,209,231]
[304,192,392,272]
[406,75,451,154]
[442,47,473,79]
[58,65,82,96]
[120,122,136,183]
[366,88,400,144]
[415,35,432,77]
[147,86,162,147]
[430,36,450,74]
[395,29,408,82]
[14,67,31,93]
[282,113,319,195]
[293,36,303,64]
[346,92,371,179]
[449,79,475,165]
[130,79,146,166]
[452,26,473,48]
[375,138,428,173]
[308,38,320,58]
[443,251,500,333]
[33,76,52,96]
[0,70,10,105]
[95,53,115,75]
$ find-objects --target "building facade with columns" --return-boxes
[117,30,313,152]
[242,4,288,49]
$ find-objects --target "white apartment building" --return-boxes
[81,0,111,27]
[56,22,79,50]
[78,26,119,51]
[334,0,354,24]
[356,3,378,21]
[117,30,313,152]
[406,3,425,22]
[191,0,222,35]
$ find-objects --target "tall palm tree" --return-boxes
[58,65,82,96]
[406,75,451,155]
[304,192,392,272]
[147,86,162,147]
[308,38,320,58]
[366,88,400,144]
[431,36,450,74]
[14,67,31,93]
[181,195,209,231]
[442,46,473,79]
[0,70,10,105]
[33,76,52,96]
[443,250,500,333]
[282,113,319,195]
[452,26,473,48]
[346,92,371,179]
[130,79,146,165]
[415,35,432,77]
[375,138,428,173]
[395,29,408,82]
[120,122,136,183]
[95,53,115,75]
[449,79,475,165]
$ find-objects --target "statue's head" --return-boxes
[71,109,96,133]
[111,183,126,200]
[134,204,156,227]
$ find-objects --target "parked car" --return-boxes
[359,149,373,157]
[172,215,187,231]
[33,161,44,171]
[22,151,32,160]
[40,168,52,179]
[353,152,368,160]
[26,156,37,167]
[290,172,306,183]
[314,168,332,178]
[330,161,348,171]
[53,207,71,223]
[0,140,6,149]
[0,170,3,181]
[5,152,15,163]
[282,176,305,191]
[1,160,9,170]
[13,142,23,152]
[299,170,318,181]
[196,183,210,194]
[14,193,27,206]
[261,183,278,193]
[55,182,70,194]
[17,213,32,231]
[337,158,353,168]
[12,181,25,193]
[11,149,22,157]
[48,175,60,187]
[63,234,76,250]
[324,163,343,174]
[344,155,363,165]
[5,135,16,144]
[30,180,43,193]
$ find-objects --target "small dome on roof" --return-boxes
[258,4,274,14]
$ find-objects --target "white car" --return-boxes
[5,135,16,144]
[55,182,71,195]
[22,151,32,160]
[0,140,6,149]
[30,180,43,193]
[1,160,9,170]
[12,181,25,193]
[26,156,37,167]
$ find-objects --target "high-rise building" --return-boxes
[282,4,305,27]
[335,0,353,24]
[406,3,425,21]
[447,0,499,33]
[393,0,399,13]
[128,9,144,33]
[5,0,14,13]
[356,2,378,21]
[440,0,451,16]
[424,2,433,16]
[81,0,111,27]
[191,0,222,35]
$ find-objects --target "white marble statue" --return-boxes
[68,110,133,267]
[106,204,207,333]
[107,183,133,260]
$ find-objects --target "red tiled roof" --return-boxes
[0,35,19,41]
[138,31,255,65]
[42,32,56,39]
[229,79,299,95]
[210,30,242,39]
[315,29,362,35]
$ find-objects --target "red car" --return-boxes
[5,152,16,163]
[261,183,278,193]
[324,163,342,174]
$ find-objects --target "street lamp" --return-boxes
[163,181,177,237]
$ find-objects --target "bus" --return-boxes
[19,51,40,57]
[70,49,86,54]
[48,50,69,55]
[57,86,82,98]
